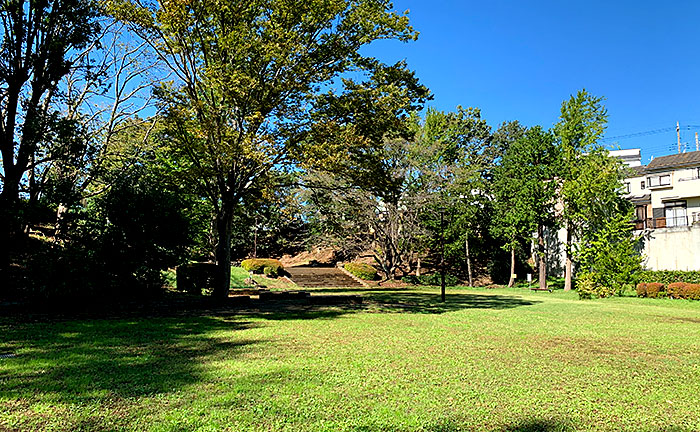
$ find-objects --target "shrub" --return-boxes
[177,263,217,295]
[685,284,700,300]
[575,212,643,298]
[666,282,688,299]
[576,271,616,299]
[645,282,664,299]
[263,265,279,277]
[636,283,647,297]
[344,262,378,280]
[241,258,283,278]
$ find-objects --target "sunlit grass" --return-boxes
[1,286,699,431]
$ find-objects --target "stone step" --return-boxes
[286,266,364,288]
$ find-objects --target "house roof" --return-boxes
[626,165,647,177]
[645,151,700,172]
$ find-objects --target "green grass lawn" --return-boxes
[2,287,700,431]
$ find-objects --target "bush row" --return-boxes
[636,270,700,285]
[402,273,459,286]
[343,262,378,280]
[636,282,700,300]
[241,258,284,278]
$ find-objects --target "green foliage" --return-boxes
[162,269,177,289]
[262,266,278,278]
[402,273,459,286]
[575,212,642,298]
[176,263,217,295]
[636,270,700,285]
[114,0,428,297]
[492,126,559,242]
[575,272,607,299]
[241,259,284,278]
[0,0,101,267]
[344,262,378,281]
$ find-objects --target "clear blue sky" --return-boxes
[362,1,700,163]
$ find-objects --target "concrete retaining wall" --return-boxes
[641,223,700,271]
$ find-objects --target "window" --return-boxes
[647,174,671,187]
[664,201,687,227]
[625,182,630,193]
[641,180,645,190]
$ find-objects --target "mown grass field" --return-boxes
[1,287,700,431]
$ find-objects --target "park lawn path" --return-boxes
[1,287,699,431]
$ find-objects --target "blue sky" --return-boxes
[362,1,700,163]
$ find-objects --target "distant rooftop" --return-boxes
[645,151,700,172]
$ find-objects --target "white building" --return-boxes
[622,150,700,270]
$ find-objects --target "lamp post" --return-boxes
[440,209,446,302]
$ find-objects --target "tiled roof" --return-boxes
[626,165,647,177]
[646,151,700,172]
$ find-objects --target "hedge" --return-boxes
[241,258,283,278]
[665,282,700,300]
[344,262,378,280]
[176,262,217,295]
[636,270,700,285]
[634,271,700,300]
[666,282,687,299]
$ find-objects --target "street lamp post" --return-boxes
[440,210,446,302]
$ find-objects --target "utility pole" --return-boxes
[695,132,698,152]
[677,121,681,154]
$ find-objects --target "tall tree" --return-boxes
[416,107,492,286]
[494,126,559,290]
[302,136,429,280]
[490,120,526,287]
[113,0,429,297]
[555,89,608,291]
[0,0,100,279]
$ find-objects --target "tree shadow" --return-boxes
[0,315,265,405]
[502,418,575,432]
[359,290,540,314]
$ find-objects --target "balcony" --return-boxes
[633,216,689,230]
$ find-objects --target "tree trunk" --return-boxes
[416,257,421,277]
[507,244,516,288]
[212,204,234,299]
[537,224,547,290]
[465,233,473,287]
[55,203,69,239]
[0,187,22,289]
[564,224,573,291]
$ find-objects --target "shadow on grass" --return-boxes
[0,315,264,404]
[359,290,540,314]
[225,290,540,321]
[502,418,574,432]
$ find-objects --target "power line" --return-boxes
[602,124,700,143]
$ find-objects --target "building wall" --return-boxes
[641,223,700,271]
[646,167,700,208]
